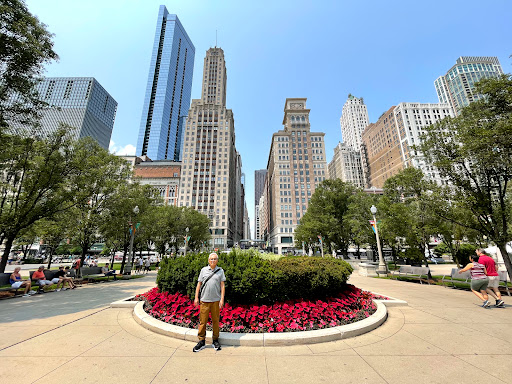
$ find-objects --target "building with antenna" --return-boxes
[178,47,245,249]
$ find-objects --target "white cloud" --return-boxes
[109,140,136,156]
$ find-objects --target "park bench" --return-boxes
[29,269,61,292]
[0,273,25,296]
[80,266,118,283]
[498,271,511,296]
[442,268,471,288]
[442,269,510,296]
[392,266,431,285]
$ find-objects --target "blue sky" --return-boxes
[26,0,512,236]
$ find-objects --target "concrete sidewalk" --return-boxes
[1,272,510,384]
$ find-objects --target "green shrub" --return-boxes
[433,242,451,257]
[156,249,353,305]
[270,257,353,301]
[454,244,476,267]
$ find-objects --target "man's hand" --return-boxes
[194,298,199,306]
[219,299,224,310]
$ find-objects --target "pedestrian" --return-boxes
[459,253,491,308]
[193,252,226,352]
[144,258,151,273]
[476,249,505,307]
[72,258,81,277]
[133,257,139,274]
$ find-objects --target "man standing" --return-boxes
[193,252,226,352]
[476,249,505,307]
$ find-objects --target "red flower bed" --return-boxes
[135,285,380,333]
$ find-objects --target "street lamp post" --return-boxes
[126,205,139,275]
[370,205,388,275]
[184,227,189,257]
[318,235,324,258]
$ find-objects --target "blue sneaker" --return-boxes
[482,300,491,308]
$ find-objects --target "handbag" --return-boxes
[198,267,221,302]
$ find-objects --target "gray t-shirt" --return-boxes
[198,266,226,302]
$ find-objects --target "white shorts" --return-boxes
[488,275,500,288]
[38,280,53,286]
[51,278,60,284]
[11,281,23,289]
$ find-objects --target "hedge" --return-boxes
[156,249,353,305]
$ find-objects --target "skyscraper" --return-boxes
[434,56,503,115]
[179,47,244,249]
[361,103,454,188]
[136,6,195,160]
[9,77,117,149]
[254,169,267,239]
[328,142,364,188]
[264,98,327,255]
[340,94,369,151]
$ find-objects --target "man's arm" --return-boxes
[194,281,202,306]
[219,281,225,310]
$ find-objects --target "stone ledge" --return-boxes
[110,296,137,308]
[127,296,407,346]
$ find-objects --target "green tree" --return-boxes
[31,217,67,269]
[0,0,58,129]
[0,128,92,272]
[180,207,211,251]
[420,74,512,280]
[99,182,161,272]
[64,139,133,273]
[294,179,355,256]
[380,167,440,267]
[151,205,211,256]
[346,190,379,258]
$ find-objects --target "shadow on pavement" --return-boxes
[0,278,155,324]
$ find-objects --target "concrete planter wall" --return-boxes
[127,296,406,346]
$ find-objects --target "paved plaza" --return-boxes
[1,271,511,384]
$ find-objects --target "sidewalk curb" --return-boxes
[127,296,407,346]
[110,296,137,308]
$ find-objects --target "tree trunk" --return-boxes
[47,248,54,269]
[497,242,512,284]
[120,244,129,275]
[79,240,89,278]
[22,244,29,260]
[0,236,15,273]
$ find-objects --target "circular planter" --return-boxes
[132,299,389,346]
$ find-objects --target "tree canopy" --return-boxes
[420,74,512,280]
[0,0,58,129]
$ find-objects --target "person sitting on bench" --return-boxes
[101,264,117,280]
[31,266,53,293]
[10,267,34,297]
[53,266,76,290]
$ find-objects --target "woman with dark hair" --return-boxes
[459,254,490,308]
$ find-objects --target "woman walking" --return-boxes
[459,254,491,308]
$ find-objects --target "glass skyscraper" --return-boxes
[434,56,503,115]
[9,77,117,149]
[136,6,195,161]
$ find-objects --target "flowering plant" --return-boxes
[135,284,380,333]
